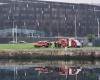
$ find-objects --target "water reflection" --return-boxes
[0,60,100,80]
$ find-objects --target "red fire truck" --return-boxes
[58,38,82,48]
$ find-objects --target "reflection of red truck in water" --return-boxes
[34,66,82,76]
[34,67,49,74]
[59,66,82,76]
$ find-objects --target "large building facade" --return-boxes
[0,0,100,38]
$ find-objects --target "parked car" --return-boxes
[18,41,26,43]
[8,41,16,44]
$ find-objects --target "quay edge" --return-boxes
[0,48,100,59]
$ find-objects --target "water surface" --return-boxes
[0,59,100,80]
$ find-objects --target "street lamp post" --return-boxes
[87,7,100,38]
[12,1,18,43]
[93,7,100,38]
[97,18,100,38]
[11,1,16,42]
[15,25,17,43]
[12,21,14,42]
[73,5,77,39]
[75,14,77,39]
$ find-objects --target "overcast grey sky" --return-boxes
[41,0,100,4]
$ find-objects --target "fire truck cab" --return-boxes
[68,38,82,48]
[58,38,82,48]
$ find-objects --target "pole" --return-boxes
[97,18,100,38]
[75,15,77,39]
[12,21,15,41]
[73,5,77,39]
[15,25,17,43]
[94,7,100,38]
[12,1,15,42]
[14,66,15,80]
[75,74,77,80]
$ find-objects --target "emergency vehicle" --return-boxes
[58,38,82,48]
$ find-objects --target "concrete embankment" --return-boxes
[0,48,100,59]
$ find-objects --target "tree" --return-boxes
[87,34,95,42]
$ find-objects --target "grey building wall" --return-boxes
[0,0,100,38]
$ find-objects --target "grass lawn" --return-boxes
[66,47,100,51]
[0,43,34,49]
[0,43,100,51]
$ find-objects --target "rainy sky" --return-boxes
[40,0,100,4]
